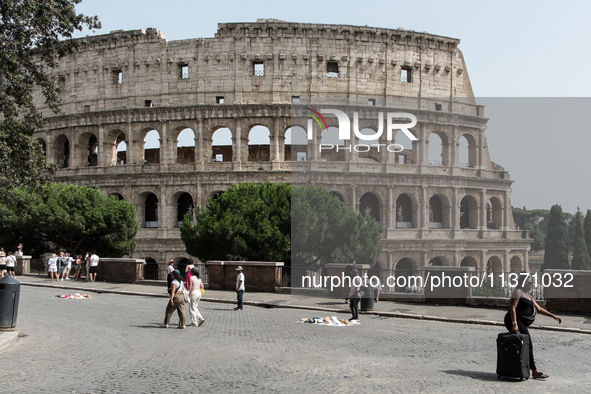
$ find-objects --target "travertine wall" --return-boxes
[31,20,531,274]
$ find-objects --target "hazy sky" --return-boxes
[75,0,591,213]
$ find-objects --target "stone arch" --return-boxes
[357,128,382,162]
[54,134,70,168]
[487,196,503,230]
[247,125,270,162]
[176,128,196,164]
[394,257,418,292]
[428,195,443,229]
[510,255,523,273]
[76,132,98,167]
[360,192,380,223]
[139,192,159,228]
[284,126,308,161]
[487,255,503,273]
[460,256,479,269]
[396,193,415,228]
[320,127,345,161]
[176,257,191,277]
[460,195,479,229]
[427,130,449,166]
[143,129,160,164]
[174,192,194,227]
[459,132,477,168]
[211,127,233,162]
[329,190,345,203]
[394,128,416,164]
[144,257,159,280]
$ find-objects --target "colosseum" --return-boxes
[32,19,531,280]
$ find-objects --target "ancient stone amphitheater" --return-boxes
[32,19,530,279]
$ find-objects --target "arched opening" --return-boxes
[177,128,195,164]
[177,257,189,278]
[460,256,478,269]
[115,132,127,165]
[109,193,125,201]
[429,195,443,229]
[284,126,308,161]
[143,130,160,164]
[360,192,380,223]
[396,194,413,228]
[394,258,415,293]
[330,191,345,203]
[144,193,159,228]
[86,134,98,166]
[212,128,233,162]
[459,134,477,168]
[144,258,159,280]
[487,197,503,230]
[177,193,194,227]
[55,134,70,168]
[487,256,503,273]
[394,129,415,164]
[357,128,382,162]
[320,127,345,161]
[428,257,443,266]
[510,256,522,273]
[460,195,478,229]
[248,126,270,162]
[428,133,443,166]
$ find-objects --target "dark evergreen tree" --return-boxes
[584,210,591,260]
[571,209,591,270]
[542,204,569,270]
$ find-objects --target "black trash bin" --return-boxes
[0,276,20,329]
[360,278,375,311]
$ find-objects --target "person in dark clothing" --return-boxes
[348,269,362,321]
[344,259,356,303]
[504,272,562,379]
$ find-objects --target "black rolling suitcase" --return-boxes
[496,332,530,380]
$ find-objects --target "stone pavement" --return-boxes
[1,285,591,393]
[0,330,19,352]
[17,275,591,334]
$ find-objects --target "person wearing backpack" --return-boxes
[58,252,69,281]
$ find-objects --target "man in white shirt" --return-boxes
[5,251,16,278]
[89,253,99,282]
[234,266,245,311]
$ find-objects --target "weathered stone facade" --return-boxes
[32,20,530,275]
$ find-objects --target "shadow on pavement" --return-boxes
[441,370,521,382]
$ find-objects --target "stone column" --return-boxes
[160,120,174,164]
[478,127,486,169]
[387,185,394,230]
[480,189,487,231]
[451,187,459,237]
[503,190,510,232]
[504,249,510,272]
[158,188,166,235]
[450,125,458,168]
[97,125,105,167]
[350,185,357,212]
[480,250,487,272]
[234,126,242,163]
[524,249,530,272]
[418,123,427,166]
[419,186,427,238]
[195,119,203,166]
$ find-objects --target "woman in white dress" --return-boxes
[187,267,205,327]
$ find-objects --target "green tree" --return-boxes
[571,208,591,270]
[291,185,382,267]
[524,222,545,251]
[542,204,570,270]
[0,183,137,257]
[584,210,591,258]
[181,182,291,262]
[0,1,100,202]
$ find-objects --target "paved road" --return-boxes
[2,287,590,393]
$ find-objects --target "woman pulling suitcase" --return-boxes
[503,272,562,379]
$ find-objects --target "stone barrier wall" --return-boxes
[544,269,591,314]
[95,258,145,284]
[207,261,283,292]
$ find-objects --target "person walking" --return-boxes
[5,251,16,278]
[504,272,562,379]
[234,266,245,311]
[88,252,99,282]
[187,267,205,327]
[48,253,59,283]
[185,259,195,289]
[348,269,362,321]
[85,252,91,281]
[64,253,73,280]
[160,270,186,329]
[166,259,175,290]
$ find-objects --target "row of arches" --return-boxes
[37,123,479,168]
[110,188,505,231]
[393,255,523,272]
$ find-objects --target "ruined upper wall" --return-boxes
[34,21,476,116]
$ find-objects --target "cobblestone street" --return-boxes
[2,287,590,393]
